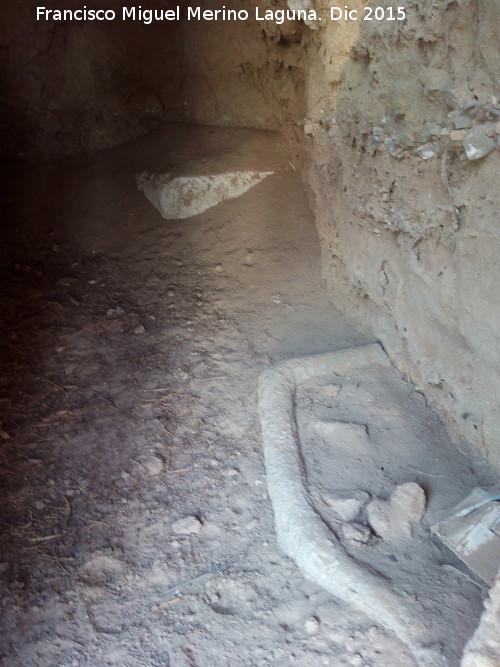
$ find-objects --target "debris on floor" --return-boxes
[431,487,500,586]
[137,169,274,219]
[259,343,497,665]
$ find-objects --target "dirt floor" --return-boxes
[0,125,495,666]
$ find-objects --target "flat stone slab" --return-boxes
[137,170,273,219]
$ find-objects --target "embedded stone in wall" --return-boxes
[137,170,273,219]
[463,127,496,160]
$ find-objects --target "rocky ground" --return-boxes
[0,124,494,666]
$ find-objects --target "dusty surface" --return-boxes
[0,125,495,665]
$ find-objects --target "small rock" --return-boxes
[415,142,438,160]
[305,616,320,634]
[384,137,405,158]
[320,383,341,399]
[463,129,496,160]
[172,516,202,535]
[367,482,426,539]
[167,289,176,297]
[449,129,468,142]
[89,602,124,634]
[79,554,123,586]
[243,252,255,266]
[441,86,477,110]
[496,121,500,135]
[52,243,60,252]
[137,454,164,476]
[200,522,223,540]
[323,497,363,522]
[134,324,146,335]
[214,264,224,273]
[450,112,473,130]
[342,522,372,543]
[484,123,496,138]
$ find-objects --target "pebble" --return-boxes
[449,129,468,142]
[463,128,496,160]
[323,496,364,522]
[134,324,146,335]
[415,142,438,160]
[172,515,202,535]
[167,289,175,297]
[305,616,320,634]
[450,112,473,130]
[200,522,223,539]
[138,454,164,475]
[78,554,123,586]
[342,522,372,543]
[321,384,341,399]
[366,482,426,539]
[214,264,224,273]
[89,602,124,634]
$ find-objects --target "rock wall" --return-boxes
[0,0,303,159]
[178,1,305,130]
[0,0,182,159]
[298,0,500,466]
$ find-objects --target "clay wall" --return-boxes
[298,0,500,465]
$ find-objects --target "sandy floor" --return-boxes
[0,125,494,666]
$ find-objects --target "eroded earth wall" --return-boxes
[0,0,303,159]
[297,0,500,466]
[0,0,181,158]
